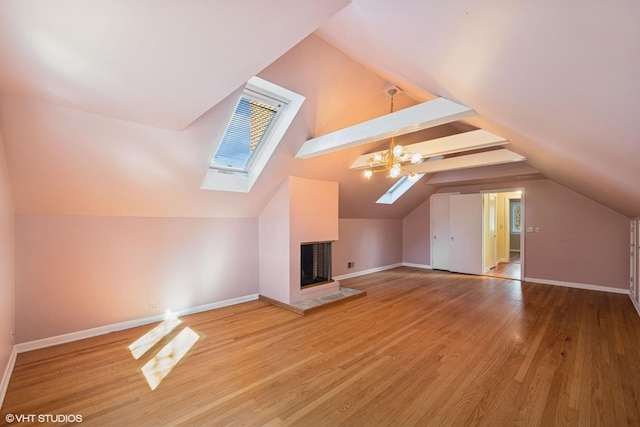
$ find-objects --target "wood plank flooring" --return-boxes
[485,261,521,280]
[2,267,640,426]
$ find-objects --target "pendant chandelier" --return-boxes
[363,88,422,181]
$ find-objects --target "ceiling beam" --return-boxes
[295,97,475,159]
[349,129,508,170]
[426,163,540,185]
[401,149,526,175]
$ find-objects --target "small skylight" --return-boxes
[376,174,425,204]
[201,77,305,193]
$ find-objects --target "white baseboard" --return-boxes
[0,347,17,410]
[14,294,259,354]
[402,262,432,270]
[334,263,402,281]
[524,277,629,295]
[630,294,640,318]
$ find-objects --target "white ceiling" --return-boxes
[0,0,639,218]
[0,0,349,130]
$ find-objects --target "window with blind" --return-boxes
[201,77,305,193]
[211,90,283,172]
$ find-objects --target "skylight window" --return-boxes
[376,174,425,204]
[201,77,305,193]
[211,91,281,171]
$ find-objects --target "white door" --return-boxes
[636,220,640,304]
[631,220,636,298]
[489,194,497,269]
[483,194,498,272]
[430,195,450,270]
[632,219,640,303]
[450,194,483,275]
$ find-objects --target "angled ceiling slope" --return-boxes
[0,0,350,130]
[316,1,640,217]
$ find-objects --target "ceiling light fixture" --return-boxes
[363,88,422,181]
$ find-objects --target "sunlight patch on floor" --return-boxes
[140,326,200,390]
[128,316,182,360]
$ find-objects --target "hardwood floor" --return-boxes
[486,252,521,280]
[485,261,521,280]
[3,267,640,426]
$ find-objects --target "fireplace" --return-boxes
[300,242,332,287]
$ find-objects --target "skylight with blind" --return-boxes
[201,77,305,193]
[211,91,281,171]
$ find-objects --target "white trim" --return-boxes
[524,277,629,294]
[0,347,17,410]
[14,294,259,354]
[402,262,432,269]
[333,263,402,281]
[630,294,640,318]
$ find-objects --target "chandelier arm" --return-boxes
[361,87,421,180]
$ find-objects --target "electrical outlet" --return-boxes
[149,303,160,311]
[10,331,14,343]
[348,261,355,268]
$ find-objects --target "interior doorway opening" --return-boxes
[483,190,523,280]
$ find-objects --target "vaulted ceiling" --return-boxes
[0,0,638,219]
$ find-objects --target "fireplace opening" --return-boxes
[300,242,332,287]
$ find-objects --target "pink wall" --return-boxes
[289,177,339,244]
[15,216,258,342]
[333,218,403,277]
[11,177,630,345]
[523,179,629,288]
[258,177,339,304]
[259,179,291,303]
[0,135,15,379]
[289,177,339,302]
[402,179,630,290]
[402,199,430,266]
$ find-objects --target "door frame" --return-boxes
[481,187,525,280]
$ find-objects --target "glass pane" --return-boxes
[510,200,522,233]
[212,95,278,169]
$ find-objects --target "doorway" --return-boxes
[483,191,523,280]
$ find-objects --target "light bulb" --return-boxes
[364,169,373,179]
[408,172,420,182]
[411,153,422,163]
[393,145,403,157]
[374,153,383,162]
[390,164,401,178]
